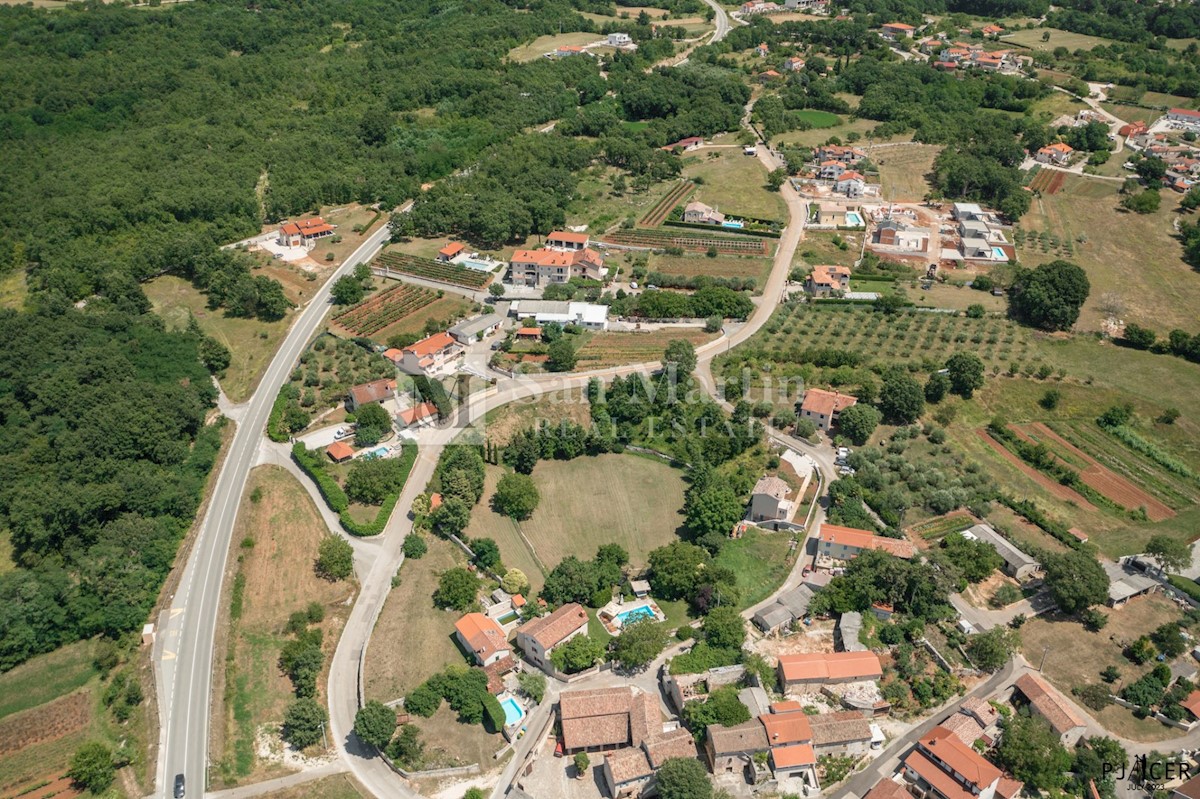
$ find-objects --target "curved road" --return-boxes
[153,223,393,797]
[156,147,806,798]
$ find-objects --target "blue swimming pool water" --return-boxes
[992,246,1007,260]
[845,212,864,226]
[364,446,388,460]
[501,697,525,726]
[722,220,744,229]
[459,258,493,272]
[615,605,655,625]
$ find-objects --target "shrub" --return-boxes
[316,536,354,581]
[402,535,428,559]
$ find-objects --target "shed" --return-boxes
[327,441,355,462]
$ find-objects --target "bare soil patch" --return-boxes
[975,428,1098,510]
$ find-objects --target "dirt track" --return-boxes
[975,428,1099,511]
[1025,423,1175,521]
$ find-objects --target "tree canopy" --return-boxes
[1008,261,1091,331]
[1042,550,1110,615]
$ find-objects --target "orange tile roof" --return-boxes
[517,327,542,336]
[1014,673,1085,735]
[761,712,813,746]
[455,613,510,663]
[810,265,851,287]
[1039,143,1073,154]
[915,726,1001,789]
[1171,107,1200,119]
[403,331,458,358]
[800,387,857,416]
[884,21,915,29]
[771,743,816,769]
[771,700,804,714]
[864,779,911,799]
[511,593,526,608]
[517,603,589,650]
[348,378,395,407]
[382,348,403,362]
[558,687,658,751]
[778,651,882,683]
[838,171,865,181]
[429,492,443,511]
[327,441,355,461]
[511,249,576,267]
[820,524,915,559]
[439,242,465,258]
[399,401,438,426]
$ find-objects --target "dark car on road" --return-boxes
[174,774,186,798]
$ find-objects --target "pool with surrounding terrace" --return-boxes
[992,246,1007,260]
[722,220,745,229]
[845,211,864,226]
[363,446,389,461]
[500,695,525,726]
[598,599,666,634]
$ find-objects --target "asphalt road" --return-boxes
[153,222,393,798]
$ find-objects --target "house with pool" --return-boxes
[514,602,589,675]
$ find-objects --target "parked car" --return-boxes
[174,775,186,799]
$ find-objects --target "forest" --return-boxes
[0,305,220,670]
[0,0,623,301]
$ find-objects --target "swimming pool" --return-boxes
[497,611,519,625]
[992,246,1007,260]
[458,258,494,272]
[845,212,864,226]
[363,446,389,460]
[722,220,745,229]
[615,605,655,626]
[501,696,525,726]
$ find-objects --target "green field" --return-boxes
[714,529,796,611]
[1001,27,1115,52]
[794,110,841,128]
[1015,175,1200,333]
[468,454,688,579]
[682,149,787,221]
[873,143,940,202]
[0,640,97,721]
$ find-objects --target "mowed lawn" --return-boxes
[1019,594,1182,741]
[0,639,97,721]
[365,534,471,702]
[466,467,548,593]
[873,143,940,202]
[1001,28,1115,51]
[216,466,357,787]
[1016,177,1200,332]
[477,455,688,575]
[683,149,787,221]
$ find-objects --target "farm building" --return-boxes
[798,387,856,431]
[963,524,1039,581]
[449,313,503,344]
[752,584,814,633]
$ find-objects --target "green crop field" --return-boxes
[1001,28,1115,52]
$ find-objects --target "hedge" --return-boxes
[339,443,417,537]
[482,693,506,733]
[292,442,350,512]
[1168,575,1200,604]
[996,495,1082,550]
[663,220,782,239]
[268,391,292,443]
[852,273,900,283]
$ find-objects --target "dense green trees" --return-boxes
[611,619,670,670]
[657,756,714,799]
[551,634,605,673]
[936,531,1003,583]
[492,473,540,520]
[541,546,628,608]
[945,352,986,399]
[964,627,1018,671]
[316,537,355,581]
[878,370,925,425]
[354,700,398,750]
[68,742,116,795]
[837,403,881,445]
[434,568,480,611]
[994,713,1070,790]
[345,457,410,504]
[0,307,221,670]
[1008,260,1091,331]
[810,549,955,623]
[283,698,328,749]
[1042,550,1110,614]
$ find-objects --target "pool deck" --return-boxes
[596,599,666,636]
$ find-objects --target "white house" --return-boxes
[607,32,633,47]
[748,475,792,522]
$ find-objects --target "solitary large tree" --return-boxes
[1042,550,1110,615]
[1144,534,1192,575]
[354,700,397,750]
[663,339,698,376]
[879,370,926,425]
[837,403,881,445]
[492,472,540,520]
[611,619,670,671]
[657,756,715,799]
[1008,260,1091,331]
[945,352,985,399]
